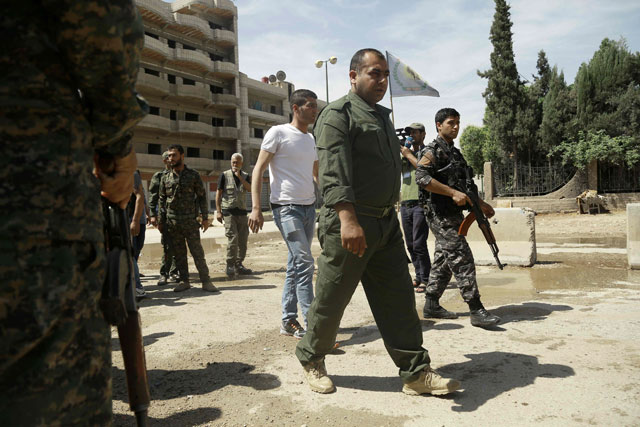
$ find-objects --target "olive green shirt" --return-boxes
[314,91,401,209]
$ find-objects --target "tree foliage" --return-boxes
[460,125,489,174]
[550,130,640,168]
[478,0,522,170]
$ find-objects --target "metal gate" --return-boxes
[494,161,575,197]
[598,162,640,193]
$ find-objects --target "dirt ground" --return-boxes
[112,211,640,426]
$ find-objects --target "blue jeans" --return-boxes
[272,204,316,327]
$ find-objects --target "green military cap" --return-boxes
[405,122,425,132]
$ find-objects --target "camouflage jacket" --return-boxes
[0,0,146,242]
[148,168,170,217]
[159,166,208,223]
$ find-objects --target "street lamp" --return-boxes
[315,56,337,103]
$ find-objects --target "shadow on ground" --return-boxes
[330,351,574,411]
[112,361,280,402]
[113,407,221,427]
[489,302,573,325]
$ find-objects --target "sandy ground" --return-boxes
[112,211,640,426]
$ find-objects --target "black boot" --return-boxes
[468,298,500,328]
[423,296,458,319]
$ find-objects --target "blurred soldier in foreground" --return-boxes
[0,1,146,424]
[149,151,178,285]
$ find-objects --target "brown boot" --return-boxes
[402,366,461,396]
[202,280,220,293]
[173,281,191,292]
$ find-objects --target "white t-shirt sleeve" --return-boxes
[261,126,280,153]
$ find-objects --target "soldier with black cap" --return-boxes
[399,123,432,293]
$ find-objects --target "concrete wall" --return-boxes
[425,208,537,267]
[628,203,640,270]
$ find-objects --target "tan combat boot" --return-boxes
[402,366,461,396]
[302,359,335,394]
[202,280,220,293]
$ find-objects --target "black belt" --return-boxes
[401,200,420,208]
[354,204,394,218]
[270,203,312,210]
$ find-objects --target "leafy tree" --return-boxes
[540,67,576,164]
[478,0,522,179]
[460,125,489,174]
[550,130,639,168]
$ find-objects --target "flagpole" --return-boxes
[386,51,396,127]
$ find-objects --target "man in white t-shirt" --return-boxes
[249,89,319,339]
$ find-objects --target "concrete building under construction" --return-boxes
[133,0,295,210]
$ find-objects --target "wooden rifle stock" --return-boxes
[117,312,150,426]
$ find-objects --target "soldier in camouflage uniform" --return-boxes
[415,108,500,328]
[159,144,219,293]
[0,1,146,424]
[149,151,178,285]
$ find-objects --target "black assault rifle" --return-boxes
[436,144,504,270]
[455,167,504,270]
[100,197,150,426]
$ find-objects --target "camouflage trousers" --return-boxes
[424,209,480,302]
[0,237,111,426]
[159,230,178,277]
[167,218,209,283]
[223,213,248,266]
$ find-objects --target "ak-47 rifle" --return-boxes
[434,141,504,270]
[456,167,504,270]
[97,151,150,426]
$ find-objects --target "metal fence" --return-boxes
[494,161,575,197]
[598,162,640,193]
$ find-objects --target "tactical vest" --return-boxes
[220,169,248,211]
[401,160,420,202]
[424,138,470,215]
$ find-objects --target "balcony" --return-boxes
[171,0,237,17]
[249,137,263,149]
[211,93,238,108]
[212,126,238,139]
[208,60,237,77]
[136,153,165,169]
[212,28,236,46]
[136,72,170,96]
[142,35,170,61]
[177,120,212,137]
[137,0,172,25]
[136,114,171,134]
[241,76,289,97]
[171,13,211,39]
[170,84,212,104]
[247,108,288,125]
[168,48,211,72]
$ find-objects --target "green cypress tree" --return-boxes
[540,66,575,165]
[478,0,522,180]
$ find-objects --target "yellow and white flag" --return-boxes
[386,51,439,97]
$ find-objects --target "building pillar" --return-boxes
[483,161,494,200]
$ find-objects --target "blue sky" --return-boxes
[233,0,639,136]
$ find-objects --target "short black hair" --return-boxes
[290,89,317,109]
[350,48,386,73]
[435,108,460,129]
[167,143,184,154]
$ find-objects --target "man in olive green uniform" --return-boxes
[0,1,146,424]
[149,151,178,285]
[158,144,219,293]
[295,49,460,396]
[215,153,252,278]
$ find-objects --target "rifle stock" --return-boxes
[460,192,504,270]
[101,199,150,425]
